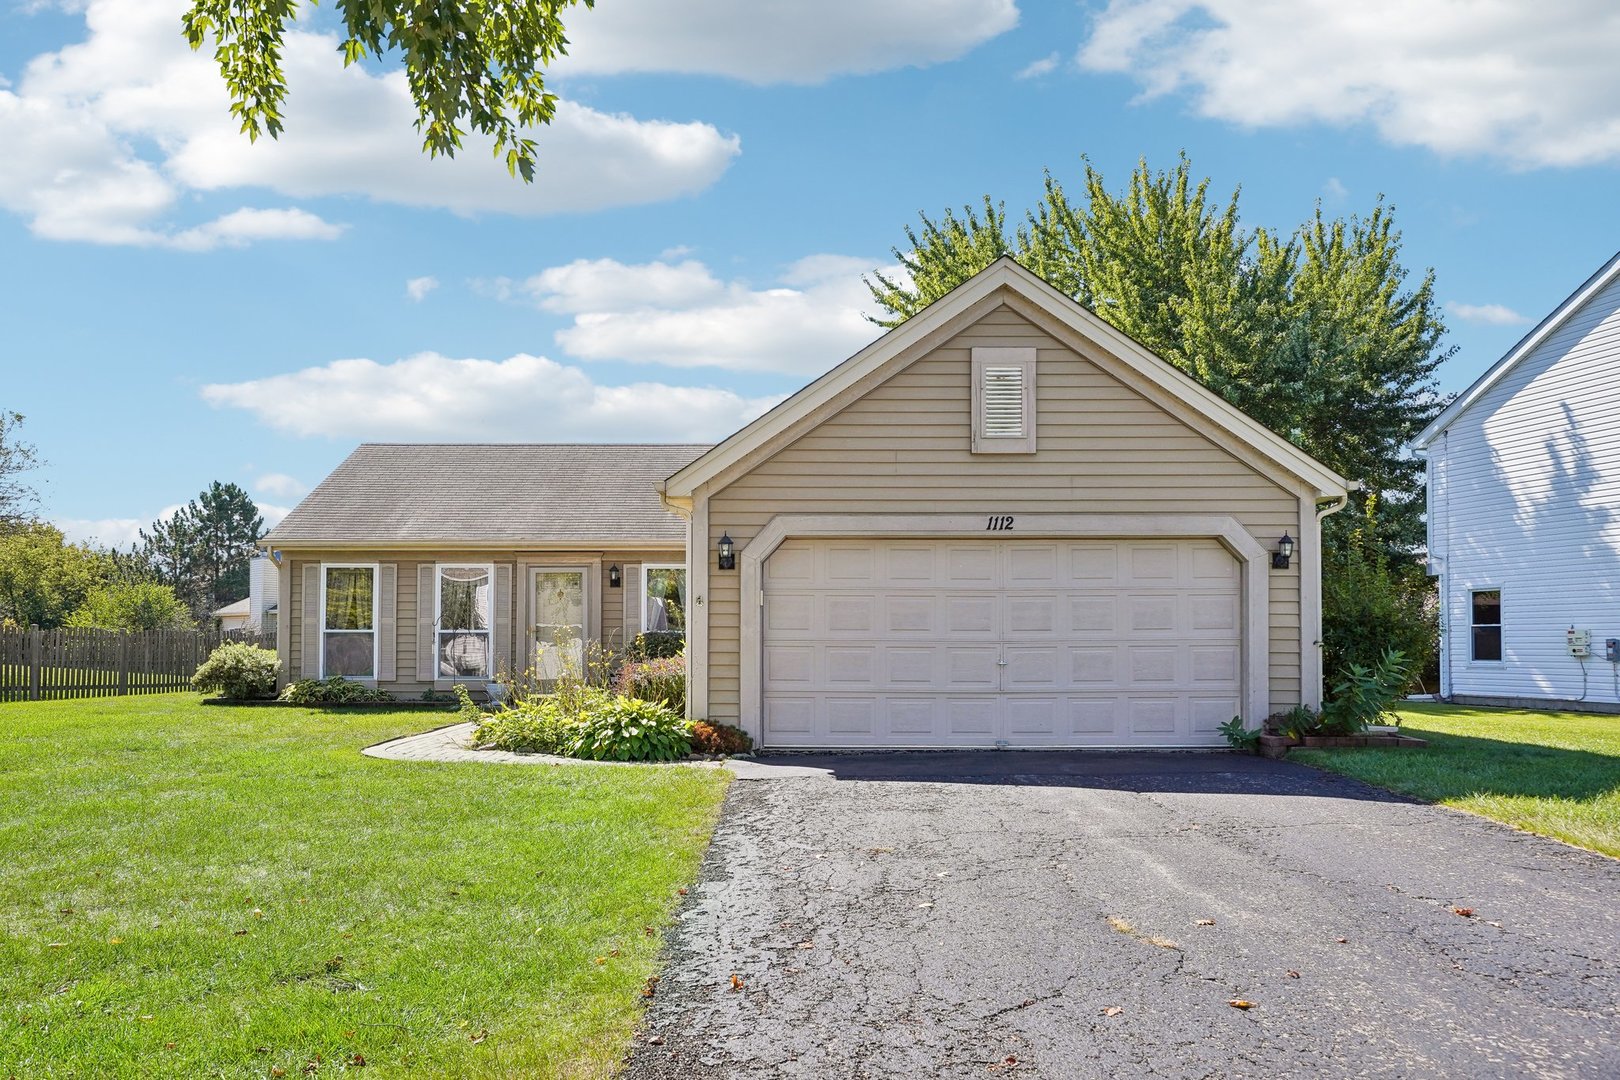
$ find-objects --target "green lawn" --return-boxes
[1292,703,1620,858]
[0,695,730,1078]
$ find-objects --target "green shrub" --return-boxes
[625,631,684,662]
[1321,647,1412,732]
[1273,704,1324,739]
[560,696,690,762]
[687,720,752,756]
[278,677,395,705]
[612,655,685,712]
[191,641,279,700]
[471,700,577,754]
[1217,716,1260,752]
[1323,497,1437,695]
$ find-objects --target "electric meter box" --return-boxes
[1567,628,1592,657]
[1607,638,1620,662]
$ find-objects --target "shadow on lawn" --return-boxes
[1298,727,1620,804]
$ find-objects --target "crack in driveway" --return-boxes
[624,752,1619,1079]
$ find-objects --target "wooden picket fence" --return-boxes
[0,626,276,703]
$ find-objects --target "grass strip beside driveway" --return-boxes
[1292,703,1620,858]
[0,694,729,1078]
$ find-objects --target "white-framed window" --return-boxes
[971,347,1037,454]
[1470,589,1502,662]
[642,564,688,634]
[320,563,378,679]
[436,563,493,679]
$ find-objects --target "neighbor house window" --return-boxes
[322,565,377,678]
[643,565,687,634]
[437,564,492,678]
[1471,589,1502,662]
[971,347,1037,453]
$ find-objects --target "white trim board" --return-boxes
[731,513,1272,745]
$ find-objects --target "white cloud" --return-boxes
[1322,177,1348,200]
[559,0,1019,84]
[525,254,889,374]
[1077,0,1620,167]
[1449,301,1531,326]
[404,276,439,303]
[258,503,292,529]
[200,353,786,443]
[253,473,308,500]
[1017,53,1060,79]
[56,502,182,549]
[0,0,740,246]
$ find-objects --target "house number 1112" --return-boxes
[986,515,1015,531]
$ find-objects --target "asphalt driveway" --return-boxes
[626,751,1619,1079]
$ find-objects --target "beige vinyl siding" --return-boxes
[703,305,1305,722]
[283,547,681,696]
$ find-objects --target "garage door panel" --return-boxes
[1070,647,1119,684]
[1190,697,1240,733]
[1068,544,1120,582]
[1127,646,1180,684]
[1069,596,1117,633]
[947,698,997,735]
[945,596,997,635]
[762,537,1243,748]
[1128,698,1179,734]
[884,595,936,633]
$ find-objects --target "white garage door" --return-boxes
[761,538,1243,748]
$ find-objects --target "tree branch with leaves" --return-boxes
[183,0,593,181]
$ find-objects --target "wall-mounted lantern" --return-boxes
[1272,532,1295,570]
[608,565,622,588]
[717,532,736,571]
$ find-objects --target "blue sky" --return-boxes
[3,0,1617,546]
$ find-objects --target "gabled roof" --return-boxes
[266,444,709,547]
[212,598,250,618]
[1413,249,1620,450]
[663,257,1349,499]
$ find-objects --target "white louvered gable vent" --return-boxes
[982,366,1026,436]
[971,347,1037,453]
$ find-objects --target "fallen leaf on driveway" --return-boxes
[1102,1006,1123,1017]
[1452,907,1475,918]
[1335,937,1348,944]
[642,976,660,998]
[1227,999,1256,1010]
[1195,919,1216,927]
[1285,970,1300,979]
[646,1034,664,1046]
[917,902,934,909]
[729,973,744,992]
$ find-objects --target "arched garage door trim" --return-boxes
[737,513,1271,745]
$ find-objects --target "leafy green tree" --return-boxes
[0,524,110,629]
[0,410,42,532]
[67,582,194,631]
[184,0,592,181]
[140,483,265,618]
[1321,498,1437,691]
[867,154,1452,554]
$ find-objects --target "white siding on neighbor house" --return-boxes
[1429,268,1620,703]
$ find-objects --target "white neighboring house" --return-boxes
[1414,250,1620,710]
[210,552,280,635]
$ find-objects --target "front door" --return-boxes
[531,568,588,679]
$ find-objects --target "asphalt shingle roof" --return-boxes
[264,444,710,546]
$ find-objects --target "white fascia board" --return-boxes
[1413,250,1620,449]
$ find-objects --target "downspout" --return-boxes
[1314,485,1354,704]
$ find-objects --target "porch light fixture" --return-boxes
[717,532,736,571]
[1272,532,1295,570]
[608,565,622,588]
